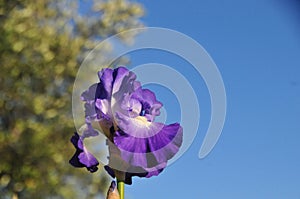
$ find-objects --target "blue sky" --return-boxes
[119,0,300,199]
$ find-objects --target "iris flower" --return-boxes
[70,66,183,185]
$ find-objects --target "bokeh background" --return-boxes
[1,0,300,199]
[0,0,144,198]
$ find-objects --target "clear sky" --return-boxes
[118,0,300,199]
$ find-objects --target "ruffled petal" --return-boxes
[84,101,98,122]
[104,139,148,184]
[97,68,114,98]
[80,123,99,138]
[113,114,183,169]
[131,88,163,120]
[81,84,110,123]
[111,67,137,97]
[81,68,115,122]
[81,83,98,103]
[145,162,166,178]
[104,140,168,184]
[69,132,99,173]
[81,67,140,132]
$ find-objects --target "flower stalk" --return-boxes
[117,180,125,199]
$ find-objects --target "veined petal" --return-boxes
[104,140,148,185]
[115,112,162,138]
[104,139,168,184]
[113,118,183,169]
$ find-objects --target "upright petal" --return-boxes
[97,68,114,98]
[111,67,137,97]
[131,88,163,120]
[81,82,112,122]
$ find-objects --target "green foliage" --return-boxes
[0,0,144,198]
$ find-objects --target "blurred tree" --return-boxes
[0,0,144,198]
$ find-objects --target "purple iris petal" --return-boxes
[104,139,167,183]
[69,132,99,173]
[81,82,112,122]
[111,67,137,97]
[104,140,149,185]
[97,68,114,98]
[81,123,99,138]
[81,83,98,102]
[145,162,166,178]
[113,122,183,168]
[81,68,115,123]
[84,101,98,122]
[131,88,162,120]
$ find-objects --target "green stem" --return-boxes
[117,180,125,199]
